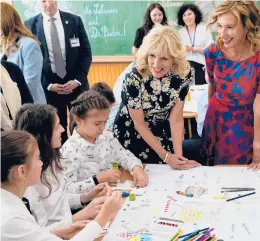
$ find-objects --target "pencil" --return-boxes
[221,187,255,190]
[179,228,209,239]
[171,229,183,241]
[209,238,216,241]
[213,196,226,200]
[226,192,256,202]
[207,234,216,241]
[221,189,255,193]
[186,233,201,241]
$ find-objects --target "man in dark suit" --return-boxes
[25,0,92,142]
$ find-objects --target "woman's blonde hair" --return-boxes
[0,2,40,56]
[207,0,260,54]
[136,25,189,79]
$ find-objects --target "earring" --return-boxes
[23,177,27,184]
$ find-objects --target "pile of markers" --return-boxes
[173,227,216,241]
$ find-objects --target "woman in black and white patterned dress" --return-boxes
[113,25,201,169]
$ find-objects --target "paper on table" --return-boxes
[104,165,260,240]
[112,180,133,190]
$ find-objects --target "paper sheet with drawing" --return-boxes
[102,165,260,241]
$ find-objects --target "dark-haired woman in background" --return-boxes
[177,3,213,85]
[132,3,168,55]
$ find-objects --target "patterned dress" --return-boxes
[113,65,190,164]
[202,44,260,165]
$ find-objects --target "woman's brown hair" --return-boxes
[0,2,40,55]
[1,130,37,182]
[14,104,62,198]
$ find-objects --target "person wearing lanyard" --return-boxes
[177,3,213,85]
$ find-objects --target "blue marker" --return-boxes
[122,192,130,198]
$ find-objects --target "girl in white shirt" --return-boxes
[1,130,122,241]
[13,104,112,229]
[61,91,149,194]
[177,3,213,85]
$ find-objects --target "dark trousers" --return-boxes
[182,135,206,165]
[45,75,81,144]
[189,61,207,85]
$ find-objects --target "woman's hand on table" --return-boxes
[167,154,201,170]
[132,166,149,187]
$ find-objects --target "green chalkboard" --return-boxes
[13,0,260,56]
[13,0,193,56]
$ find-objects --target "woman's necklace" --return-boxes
[186,25,197,47]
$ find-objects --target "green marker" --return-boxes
[112,163,119,170]
[129,194,136,201]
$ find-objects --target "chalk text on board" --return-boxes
[87,21,127,38]
[83,3,127,39]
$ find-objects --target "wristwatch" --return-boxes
[92,175,99,185]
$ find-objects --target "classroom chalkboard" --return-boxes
[13,0,260,56]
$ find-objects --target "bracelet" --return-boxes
[159,150,167,159]
[92,175,99,185]
[163,152,170,163]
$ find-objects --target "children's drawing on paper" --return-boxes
[185,186,208,197]
[180,209,204,222]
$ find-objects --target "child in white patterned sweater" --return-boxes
[90,82,119,131]
[61,91,149,194]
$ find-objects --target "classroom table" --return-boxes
[97,164,259,241]
[96,168,134,241]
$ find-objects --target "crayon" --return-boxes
[176,191,193,197]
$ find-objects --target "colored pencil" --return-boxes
[202,228,214,234]
[209,238,216,241]
[187,233,201,241]
[182,232,201,241]
[221,189,255,193]
[213,196,226,200]
[226,192,256,202]
[179,228,209,239]
[207,234,216,241]
[199,234,210,241]
[221,187,255,190]
[183,231,206,241]
[204,236,212,241]
[172,229,183,241]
